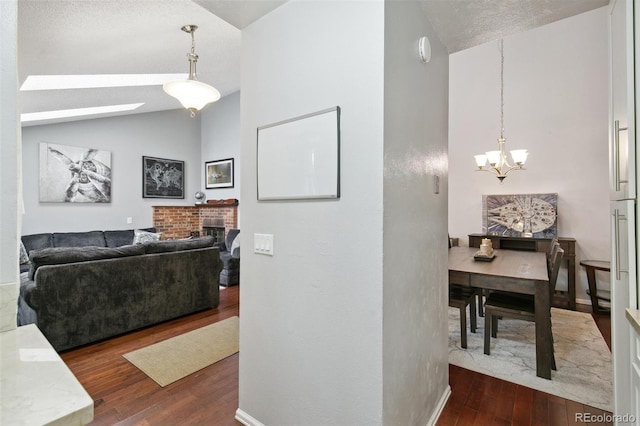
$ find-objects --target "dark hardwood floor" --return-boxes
[61,286,242,425]
[62,289,611,426]
[438,307,613,426]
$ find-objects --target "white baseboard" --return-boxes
[235,408,265,426]
[236,386,452,426]
[426,385,451,426]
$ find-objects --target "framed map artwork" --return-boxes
[142,156,185,199]
[482,193,558,238]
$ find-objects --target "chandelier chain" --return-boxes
[472,37,527,181]
[500,39,504,140]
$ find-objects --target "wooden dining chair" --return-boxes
[449,284,478,349]
[547,239,559,275]
[448,233,482,348]
[483,247,564,370]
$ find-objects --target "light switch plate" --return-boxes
[254,233,274,256]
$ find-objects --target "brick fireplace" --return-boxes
[152,203,238,241]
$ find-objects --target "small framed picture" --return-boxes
[142,156,185,198]
[205,158,234,189]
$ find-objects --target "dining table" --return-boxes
[448,246,552,379]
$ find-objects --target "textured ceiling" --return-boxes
[421,0,609,53]
[18,0,610,126]
[193,0,286,29]
[18,0,248,126]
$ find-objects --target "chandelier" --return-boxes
[163,25,221,117]
[474,39,528,182]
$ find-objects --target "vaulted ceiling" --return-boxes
[18,0,608,126]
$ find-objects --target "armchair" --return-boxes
[217,229,240,286]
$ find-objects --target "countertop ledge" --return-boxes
[0,324,93,425]
[626,309,640,335]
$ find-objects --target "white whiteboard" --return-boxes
[257,107,340,200]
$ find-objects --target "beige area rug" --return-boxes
[123,316,239,387]
[449,307,613,412]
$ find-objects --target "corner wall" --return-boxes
[0,0,19,332]
[238,0,385,424]
[382,1,449,423]
[448,7,610,303]
[201,90,242,227]
[237,0,449,424]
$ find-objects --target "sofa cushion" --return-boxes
[28,244,146,280]
[230,233,240,258]
[133,229,162,244]
[104,230,134,247]
[104,227,157,247]
[144,236,214,254]
[22,233,54,254]
[53,231,106,248]
[225,229,240,252]
[19,241,29,264]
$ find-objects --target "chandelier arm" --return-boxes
[480,160,521,176]
[475,166,506,177]
[497,164,524,176]
[498,156,514,170]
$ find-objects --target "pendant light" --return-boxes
[163,25,220,117]
[473,39,528,182]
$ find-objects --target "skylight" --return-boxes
[21,103,145,122]
[20,74,188,91]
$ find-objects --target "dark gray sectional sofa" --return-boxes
[18,229,221,352]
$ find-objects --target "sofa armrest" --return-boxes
[20,274,38,310]
[220,252,239,269]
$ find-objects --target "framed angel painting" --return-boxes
[39,142,112,203]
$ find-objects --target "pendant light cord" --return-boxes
[186,28,199,81]
[500,38,504,140]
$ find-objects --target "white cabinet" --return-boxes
[627,310,640,425]
[610,0,636,200]
[612,200,637,419]
[610,0,638,421]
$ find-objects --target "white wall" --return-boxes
[201,90,241,226]
[449,7,610,303]
[238,0,449,425]
[0,0,19,332]
[238,0,386,424]
[21,110,201,234]
[382,1,449,424]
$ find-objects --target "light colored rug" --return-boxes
[123,316,239,387]
[449,307,613,412]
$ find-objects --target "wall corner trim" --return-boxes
[235,408,266,426]
[427,385,452,426]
